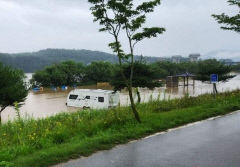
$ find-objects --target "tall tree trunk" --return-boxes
[128,86,141,122]
[113,34,141,123]
[125,26,141,123]
[136,88,141,103]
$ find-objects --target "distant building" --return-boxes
[170,54,201,63]
[167,53,201,63]
[189,54,200,62]
[172,55,183,63]
[219,59,233,65]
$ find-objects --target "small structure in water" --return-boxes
[61,86,68,91]
[176,72,196,87]
[32,87,44,92]
[32,87,40,92]
[166,76,179,87]
[166,72,196,87]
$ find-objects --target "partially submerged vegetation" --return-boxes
[233,63,240,72]
[31,59,236,88]
[1,90,240,167]
[0,63,28,124]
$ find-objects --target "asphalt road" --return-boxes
[57,111,240,167]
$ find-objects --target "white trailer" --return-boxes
[66,89,120,109]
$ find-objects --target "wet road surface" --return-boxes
[57,111,240,167]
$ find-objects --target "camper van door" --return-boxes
[83,95,91,108]
[95,94,107,109]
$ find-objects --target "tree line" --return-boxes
[0,58,236,123]
[233,63,240,72]
[31,59,235,88]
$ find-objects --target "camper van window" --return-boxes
[69,95,78,100]
[98,97,104,103]
[86,96,90,99]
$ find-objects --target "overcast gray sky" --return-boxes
[0,0,239,59]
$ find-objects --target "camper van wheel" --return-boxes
[83,106,90,110]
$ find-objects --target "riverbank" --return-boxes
[1,90,240,167]
[3,73,240,123]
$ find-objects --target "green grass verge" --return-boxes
[1,90,240,167]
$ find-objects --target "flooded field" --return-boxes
[2,74,240,123]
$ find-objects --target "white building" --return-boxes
[189,54,200,62]
[172,55,183,63]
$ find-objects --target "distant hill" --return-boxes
[0,49,161,72]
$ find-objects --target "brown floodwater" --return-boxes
[2,74,240,123]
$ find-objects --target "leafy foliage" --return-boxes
[196,59,234,82]
[32,61,85,87]
[84,61,115,83]
[133,27,166,41]
[32,59,235,88]
[233,62,240,71]
[88,0,165,122]
[0,63,28,122]
[32,61,116,86]
[150,61,199,78]
[212,0,240,32]
[111,62,161,91]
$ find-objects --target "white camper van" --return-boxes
[66,89,120,109]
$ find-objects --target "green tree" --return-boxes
[151,62,178,78]
[32,61,86,87]
[0,63,28,123]
[233,63,240,71]
[212,0,240,32]
[111,62,161,103]
[150,61,198,79]
[88,0,165,122]
[56,61,86,86]
[196,59,234,93]
[84,61,114,83]
[32,65,65,87]
[32,70,51,87]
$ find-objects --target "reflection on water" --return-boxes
[2,74,240,123]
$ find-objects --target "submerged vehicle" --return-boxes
[66,89,120,109]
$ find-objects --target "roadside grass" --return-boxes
[0,90,240,167]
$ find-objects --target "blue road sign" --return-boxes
[210,74,218,83]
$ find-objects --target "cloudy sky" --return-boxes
[0,0,239,59]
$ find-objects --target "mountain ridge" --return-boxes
[0,48,161,72]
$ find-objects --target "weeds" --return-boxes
[0,90,240,167]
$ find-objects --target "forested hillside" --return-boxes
[0,49,160,72]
